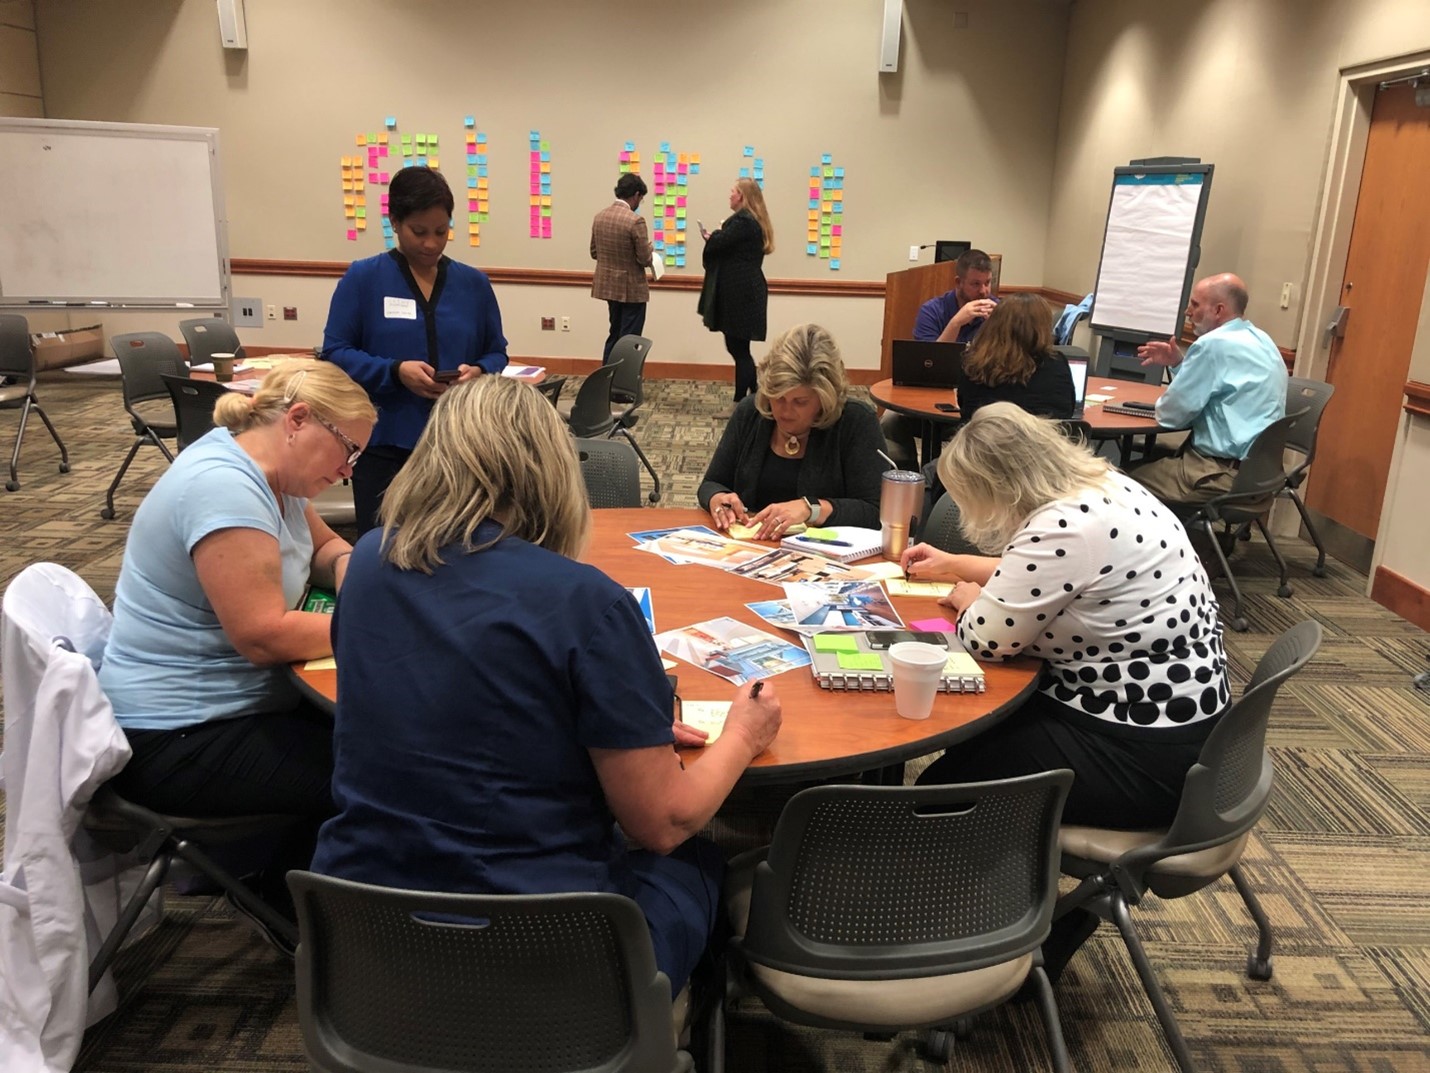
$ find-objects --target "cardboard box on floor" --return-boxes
[31,325,105,371]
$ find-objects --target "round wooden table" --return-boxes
[291,508,1040,785]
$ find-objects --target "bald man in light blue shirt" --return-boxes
[1132,273,1287,507]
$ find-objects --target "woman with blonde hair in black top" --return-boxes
[699,178,775,411]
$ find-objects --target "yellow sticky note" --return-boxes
[377,132,388,144]
[832,190,843,202]
[355,218,366,231]
[477,178,488,190]
[469,235,480,247]
[727,522,761,540]
[540,162,551,174]
[814,634,859,653]
[680,700,730,744]
[837,653,885,671]
[344,206,356,218]
[354,134,365,147]
[530,195,541,206]
[343,195,354,206]
[304,656,337,671]
[541,195,552,207]
[690,153,701,164]
[429,157,440,168]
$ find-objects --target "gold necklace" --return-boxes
[784,431,807,456]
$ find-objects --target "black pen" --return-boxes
[750,680,763,699]
[797,536,852,547]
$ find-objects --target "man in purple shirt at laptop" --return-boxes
[912,248,998,343]
[882,248,999,465]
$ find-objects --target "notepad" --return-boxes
[780,526,882,563]
[837,652,884,671]
[802,631,985,693]
[679,700,729,744]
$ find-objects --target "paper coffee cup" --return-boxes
[211,352,236,382]
[888,641,947,720]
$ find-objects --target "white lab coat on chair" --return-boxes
[0,563,144,1073]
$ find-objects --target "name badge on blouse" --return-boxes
[384,296,417,320]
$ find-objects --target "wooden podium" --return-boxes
[879,254,1001,377]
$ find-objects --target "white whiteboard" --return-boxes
[1089,169,1211,338]
[0,119,229,309]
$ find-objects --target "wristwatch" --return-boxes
[803,496,821,525]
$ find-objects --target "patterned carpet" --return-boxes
[2,369,1429,1072]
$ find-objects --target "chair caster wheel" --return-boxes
[5,480,18,492]
[1277,585,1293,598]
[1247,955,1273,981]
[59,462,71,474]
[921,1029,956,1062]
[1312,565,1327,577]
[1231,617,1249,632]
[100,507,116,520]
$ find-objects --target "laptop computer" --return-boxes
[1066,354,1088,419]
[892,340,965,388]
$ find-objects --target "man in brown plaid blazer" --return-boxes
[590,173,653,364]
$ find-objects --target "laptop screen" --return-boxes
[1066,358,1088,405]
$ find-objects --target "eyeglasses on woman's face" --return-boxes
[310,413,363,467]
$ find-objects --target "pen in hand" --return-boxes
[750,680,763,699]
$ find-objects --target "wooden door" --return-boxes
[1307,84,1430,543]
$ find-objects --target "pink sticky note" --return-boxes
[676,162,688,174]
[619,151,630,162]
[378,172,389,184]
[368,171,378,183]
[910,617,958,632]
[378,145,388,157]
[541,223,552,238]
[676,196,686,207]
[530,151,540,162]
[831,225,842,236]
[530,182,540,194]
[380,195,389,207]
[468,198,479,211]
[346,229,358,241]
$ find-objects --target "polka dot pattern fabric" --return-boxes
[956,471,1229,731]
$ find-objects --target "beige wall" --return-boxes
[0,0,43,118]
[30,0,1068,369]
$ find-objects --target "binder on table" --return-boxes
[801,631,985,693]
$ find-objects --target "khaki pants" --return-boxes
[1132,447,1239,507]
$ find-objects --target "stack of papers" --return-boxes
[628,526,879,587]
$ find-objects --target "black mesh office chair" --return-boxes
[535,376,566,408]
[102,332,187,519]
[287,872,693,1073]
[918,493,980,553]
[0,313,70,491]
[718,772,1074,1071]
[606,335,662,503]
[1279,377,1336,577]
[1173,409,1307,632]
[576,437,642,508]
[1055,621,1322,1073]
[178,317,246,366]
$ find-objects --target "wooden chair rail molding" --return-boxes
[1404,380,1430,417]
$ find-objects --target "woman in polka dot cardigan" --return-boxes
[902,402,1230,829]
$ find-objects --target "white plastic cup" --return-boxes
[888,641,948,720]
[210,351,236,382]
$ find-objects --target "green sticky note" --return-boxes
[814,634,859,653]
[804,527,838,540]
[837,653,885,671]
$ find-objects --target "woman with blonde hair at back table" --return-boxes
[900,402,1231,984]
[100,359,376,933]
[698,323,889,538]
[313,375,782,996]
[699,177,774,412]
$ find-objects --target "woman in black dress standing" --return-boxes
[699,178,774,413]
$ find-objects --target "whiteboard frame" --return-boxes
[0,118,230,311]
[1088,163,1214,342]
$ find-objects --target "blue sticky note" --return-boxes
[660,141,670,152]
[691,163,700,174]
[738,167,749,178]
[477,165,487,177]
[753,168,764,180]
[810,166,819,177]
[834,167,845,178]
[809,199,819,209]
[464,115,474,128]
[476,134,487,144]
[417,156,427,166]
[807,242,817,255]
[831,259,841,270]
[675,256,685,268]
[384,237,396,249]
[624,140,636,151]
[467,176,477,188]
[834,179,844,190]
[821,153,832,164]
[467,153,477,165]
[743,145,754,156]
[540,151,550,162]
[385,116,397,129]
[476,154,486,164]
[676,244,685,255]
[653,239,665,251]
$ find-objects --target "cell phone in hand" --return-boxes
[432,369,460,383]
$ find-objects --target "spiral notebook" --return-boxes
[779,526,883,564]
[801,631,985,693]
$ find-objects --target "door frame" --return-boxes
[1294,48,1430,584]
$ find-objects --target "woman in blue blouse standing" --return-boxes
[323,166,508,532]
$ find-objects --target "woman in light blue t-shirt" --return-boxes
[99,359,375,936]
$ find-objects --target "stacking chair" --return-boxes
[1,563,302,1067]
[718,772,1074,1071]
[1055,620,1322,1073]
[918,492,980,554]
[178,316,246,366]
[0,313,70,491]
[161,373,231,451]
[287,872,693,1073]
[576,436,643,508]
[1279,377,1336,577]
[1173,409,1306,632]
[605,335,661,502]
[102,332,188,519]
[535,375,566,408]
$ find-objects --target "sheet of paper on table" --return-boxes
[679,700,729,744]
[304,656,336,671]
